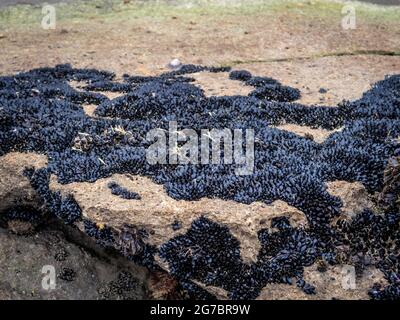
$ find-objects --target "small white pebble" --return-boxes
[167,58,182,70]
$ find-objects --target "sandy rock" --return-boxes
[0,225,149,300]
[274,124,337,143]
[50,172,307,264]
[257,265,386,300]
[0,152,305,266]
[327,180,375,220]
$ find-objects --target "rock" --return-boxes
[49,171,307,265]
[7,220,35,235]
[0,152,386,299]
[0,224,149,300]
[0,152,384,299]
[257,265,387,300]
[0,152,305,283]
[327,180,375,221]
[273,124,335,143]
[0,152,47,213]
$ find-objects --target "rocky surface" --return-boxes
[0,151,382,299]
[0,65,397,299]
[257,265,387,300]
[0,153,47,213]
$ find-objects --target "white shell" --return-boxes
[168,58,182,69]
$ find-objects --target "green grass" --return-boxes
[0,0,399,29]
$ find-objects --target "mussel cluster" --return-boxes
[0,64,399,299]
[107,181,141,200]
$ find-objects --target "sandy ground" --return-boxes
[0,0,399,300]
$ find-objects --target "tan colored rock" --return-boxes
[274,124,336,143]
[193,280,230,300]
[327,180,375,221]
[0,152,48,213]
[50,173,307,264]
[0,152,306,265]
[257,265,386,300]
[82,104,97,117]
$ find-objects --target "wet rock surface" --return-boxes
[0,64,399,299]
